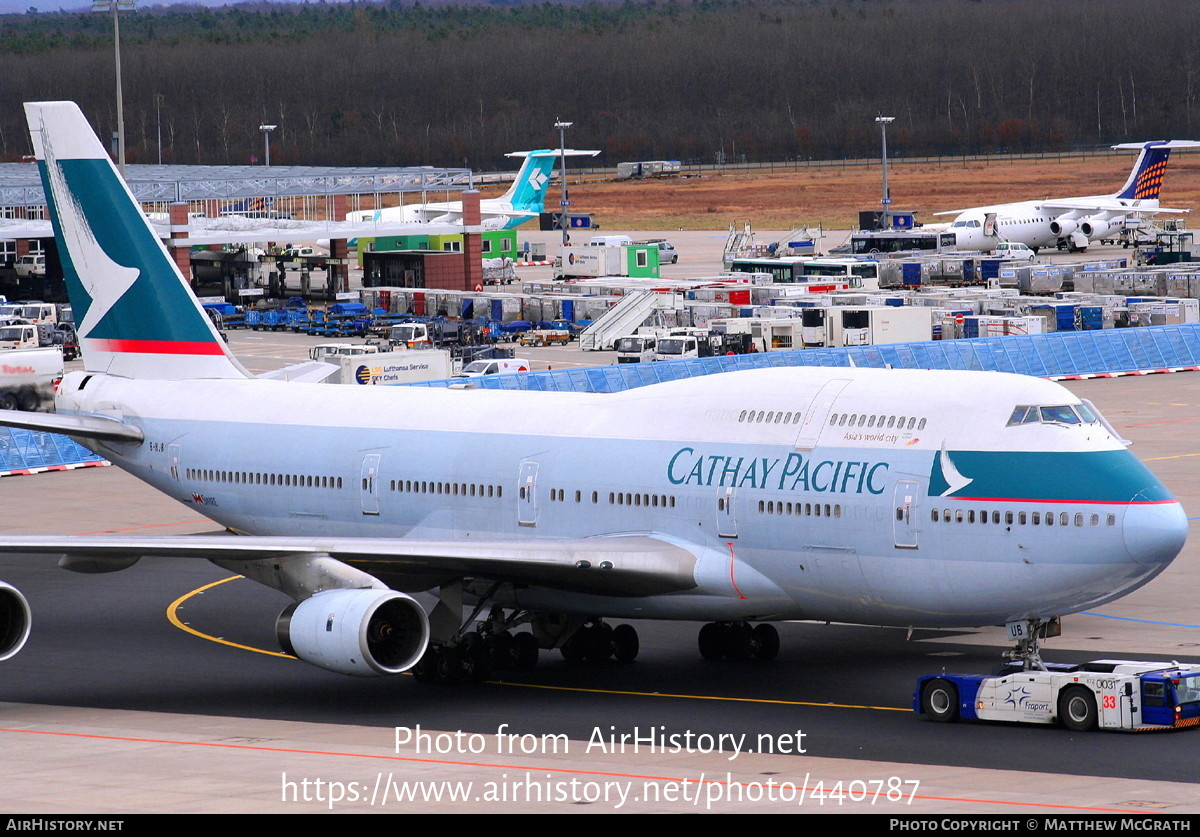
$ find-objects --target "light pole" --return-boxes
[259,124,276,167]
[554,120,572,247]
[875,115,895,222]
[92,0,135,176]
[155,93,164,165]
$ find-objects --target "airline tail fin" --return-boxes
[25,102,248,381]
[1111,140,1200,201]
[499,148,601,213]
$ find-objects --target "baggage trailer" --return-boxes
[915,659,1200,731]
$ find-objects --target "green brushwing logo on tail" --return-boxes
[40,158,220,352]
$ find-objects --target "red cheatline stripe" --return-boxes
[88,338,225,355]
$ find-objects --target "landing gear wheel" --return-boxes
[921,678,960,723]
[512,632,539,671]
[1058,686,1097,731]
[560,626,589,662]
[411,647,439,683]
[723,623,754,661]
[751,624,779,661]
[698,622,726,660]
[459,632,493,682]
[612,624,639,662]
[491,631,515,671]
[586,623,614,662]
[436,646,464,683]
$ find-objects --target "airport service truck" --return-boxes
[324,348,459,386]
[915,660,1200,731]
[0,347,64,411]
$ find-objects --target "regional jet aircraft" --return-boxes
[938,140,1200,253]
[0,103,1188,679]
[345,148,600,231]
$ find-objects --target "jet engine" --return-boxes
[276,588,430,677]
[1080,217,1119,239]
[0,581,31,661]
[1049,216,1079,237]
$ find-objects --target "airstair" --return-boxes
[577,289,681,351]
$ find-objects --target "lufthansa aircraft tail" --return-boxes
[1111,140,1200,201]
[26,101,249,382]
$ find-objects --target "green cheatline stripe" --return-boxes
[929,449,1173,503]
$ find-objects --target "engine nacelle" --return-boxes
[1049,216,1079,237]
[1080,217,1118,239]
[0,581,31,661]
[276,589,430,677]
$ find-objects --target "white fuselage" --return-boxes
[948,195,1159,252]
[57,365,1187,629]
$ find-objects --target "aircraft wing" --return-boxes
[1037,200,1190,214]
[0,533,701,597]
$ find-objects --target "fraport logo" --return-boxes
[355,365,374,385]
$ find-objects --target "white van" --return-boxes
[455,358,531,377]
[588,235,633,248]
[13,255,45,278]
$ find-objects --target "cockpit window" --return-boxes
[1007,404,1099,426]
[1040,405,1080,424]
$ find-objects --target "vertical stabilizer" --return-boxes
[1113,142,1172,201]
[25,101,248,380]
[499,150,558,213]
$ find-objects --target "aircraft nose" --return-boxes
[1123,501,1188,565]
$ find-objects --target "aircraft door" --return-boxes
[893,479,919,549]
[360,453,381,515]
[518,461,539,527]
[168,443,181,482]
[983,213,998,238]
[717,487,737,539]
[794,379,850,450]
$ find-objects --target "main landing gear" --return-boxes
[409,582,643,683]
[559,621,640,663]
[697,621,779,661]
[411,626,540,684]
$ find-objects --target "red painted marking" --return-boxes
[726,541,747,600]
[89,338,225,356]
[73,518,210,536]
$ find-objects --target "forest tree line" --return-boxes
[0,0,1197,170]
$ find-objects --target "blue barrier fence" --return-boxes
[409,324,1200,394]
[6,325,1199,471]
[0,427,106,474]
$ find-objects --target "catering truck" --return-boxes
[916,659,1200,731]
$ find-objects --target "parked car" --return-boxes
[645,239,679,264]
[994,241,1037,262]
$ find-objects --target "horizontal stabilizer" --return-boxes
[504,149,601,159]
[256,361,339,383]
[1111,140,1200,151]
[0,410,143,443]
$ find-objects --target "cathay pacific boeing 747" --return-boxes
[0,103,1187,680]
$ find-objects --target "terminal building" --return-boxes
[0,161,490,299]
